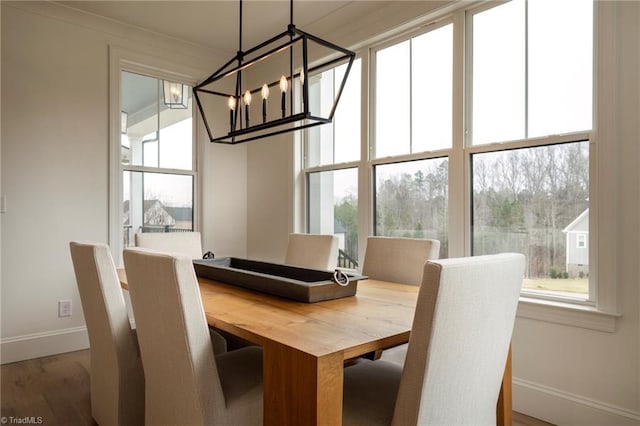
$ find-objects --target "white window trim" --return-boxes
[108,45,202,265]
[298,1,621,332]
[517,1,621,332]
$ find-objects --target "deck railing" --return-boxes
[140,225,192,233]
[338,249,358,270]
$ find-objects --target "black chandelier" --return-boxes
[193,0,355,144]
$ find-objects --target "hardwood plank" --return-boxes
[513,411,556,426]
[1,350,95,426]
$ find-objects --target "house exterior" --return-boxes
[123,200,193,246]
[563,208,589,277]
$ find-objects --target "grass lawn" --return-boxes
[522,278,588,294]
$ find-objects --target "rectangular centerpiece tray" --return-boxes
[192,257,366,303]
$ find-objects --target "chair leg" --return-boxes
[497,345,513,426]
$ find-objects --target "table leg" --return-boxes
[497,344,513,426]
[263,342,344,426]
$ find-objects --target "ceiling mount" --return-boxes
[193,0,355,144]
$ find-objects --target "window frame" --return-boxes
[300,1,620,331]
[577,233,587,249]
[109,47,200,266]
[465,132,594,306]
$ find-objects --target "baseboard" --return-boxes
[514,377,640,425]
[1,326,89,364]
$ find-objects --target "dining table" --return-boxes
[118,268,512,426]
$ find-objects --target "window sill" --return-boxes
[517,297,621,332]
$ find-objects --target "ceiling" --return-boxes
[55,1,383,55]
[55,0,451,118]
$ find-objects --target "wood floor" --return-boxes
[1,350,95,426]
[1,349,553,426]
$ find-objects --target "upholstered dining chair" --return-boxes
[69,241,144,426]
[123,247,263,426]
[134,231,204,259]
[342,253,525,426]
[284,233,339,270]
[361,236,441,285]
[361,236,440,363]
[133,231,227,354]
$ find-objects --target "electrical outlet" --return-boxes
[58,300,72,317]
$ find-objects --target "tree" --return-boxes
[334,194,358,259]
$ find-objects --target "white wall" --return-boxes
[0,2,247,363]
[246,133,293,263]
[200,139,247,258]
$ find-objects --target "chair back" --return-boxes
[362,236,440,285]
[69,241,144,426]
[134,231,203,259]
[393,253,524,425]
[284,233,339,270]
[123,247,226,426]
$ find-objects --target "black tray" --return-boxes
[192,257,366,303]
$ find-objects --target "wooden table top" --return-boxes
[119,268,418,359]
[202,276,418,359]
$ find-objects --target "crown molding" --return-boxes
[3,1,224,75]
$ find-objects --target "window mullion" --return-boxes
[409,39,413,154]
[359,51,372,261]
[451,9,467,258]
[156,81,161,167]
[524,0,529,138]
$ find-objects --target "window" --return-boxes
[471,142,590,297]
[374,159,448,259]
[577,233,587,249]
[375,24,453,157]
[305,59,361,267]
[308,168,359,268]
[302,0,598,309]
[120,71,195,249]
[471,0,592,145]
[371,22,453,261]
[307,60,361,168]
[468,0,592,300]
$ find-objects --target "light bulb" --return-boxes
[300,69,305,85]
[244,90,252,105]
[280,75,288,92]
[261,84,270,100]
[171,85,181,101]
[228,96,236,110]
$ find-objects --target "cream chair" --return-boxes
[69,241,144,426]
[284,233,339,270]
[361,236,440,285]
[342,253,524,426]
[134,231,204,259]
[361,236,440,362]
[123,247,263,426]
[133,231,226,353]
